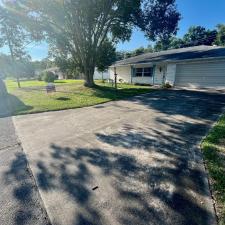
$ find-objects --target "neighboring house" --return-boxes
[43,67,66,80]
[42,67,109,80]
[94,68,110,80]
[109,45,225,88]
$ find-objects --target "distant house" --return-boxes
[42,67,109,80]
[43,67,66,80]
[94,68,110,80]
[109,45,225,88]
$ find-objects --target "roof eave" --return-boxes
[110,56,225,67]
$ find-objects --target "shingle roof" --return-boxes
[114,45,225,66]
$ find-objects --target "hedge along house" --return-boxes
[109,45,225,88]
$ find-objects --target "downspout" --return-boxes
[152,65,156,86]
[131,65,133,84]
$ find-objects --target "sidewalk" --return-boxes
[0,92,50,225]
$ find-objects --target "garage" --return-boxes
[175,60,225,88]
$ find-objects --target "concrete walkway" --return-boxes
[14,89,225,225]
[0,94,50,225]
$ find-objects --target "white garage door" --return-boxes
[175,61,225,88]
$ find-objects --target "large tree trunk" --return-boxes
[84,66,95,87]
[16,76,21,88]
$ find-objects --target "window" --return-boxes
[134,67,153,77]
[143,67,153,77]
[135,68,143,77]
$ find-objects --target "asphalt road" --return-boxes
[14,89,225,225]
[0,95,50,225]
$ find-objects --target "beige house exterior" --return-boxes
[109,45,225,88]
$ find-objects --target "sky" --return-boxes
[1,0,225,60]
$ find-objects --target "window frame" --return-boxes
[134,67,153,77]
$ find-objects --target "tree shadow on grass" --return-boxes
[55,97,71,101]
[4,94,33,116]
[0,94,31,117]
[92,85,152,101]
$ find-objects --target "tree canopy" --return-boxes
[0,2,34,87]
[153,25,224,51]
[6,0,180,87]
[215,24,225,46]
[96,39,116,73]
[183,26,217,46]
[0,53,35,79]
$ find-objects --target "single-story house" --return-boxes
[109,45,225,88]
[42,67,66,80]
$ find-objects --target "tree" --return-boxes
[12,0,180,87]
[215,24,225,46]
[0,54,14,78]
[0,4,31,88]
[0,53,35,79]
[96,40,116,77]
[168,37,184,49]
[115,51,126,61]
[55,56,78,79]
[183,26,217,47]
[154,25,219,52]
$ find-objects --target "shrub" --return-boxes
[37,74,42,81]
[162,82,172,89]
[55,74,59,80]
[42,71,56,83]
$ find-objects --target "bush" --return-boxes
[42,71,56,83]
[162,82,172,89]
[37,74,42,81]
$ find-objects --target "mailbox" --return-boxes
[46,83,56,93]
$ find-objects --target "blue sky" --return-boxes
[1,0,225,60]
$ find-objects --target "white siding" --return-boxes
[132,77,153,84]
[166,64,176,85]
[109,66,131,83]
[175,60,225,88]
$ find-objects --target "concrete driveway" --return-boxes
[0,96,49,225]
[14,89,225,225]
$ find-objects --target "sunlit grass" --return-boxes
[5,79,152,115]
[5,79,83,92]
[201,115,225,225]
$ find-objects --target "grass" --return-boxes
[5,79,152,115]
[5,79,83,92]
[201,115,225,225]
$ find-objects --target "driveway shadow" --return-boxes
[4,152,50,225]
[15,89,225,225]
[129,89,225,120]
[35,139,214,225]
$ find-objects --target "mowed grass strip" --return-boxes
[5,79,152,115]
[201,115,225,225]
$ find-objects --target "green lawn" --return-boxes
[5,79,152,115]
[201,115,225,225]
[6,79,83,92]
